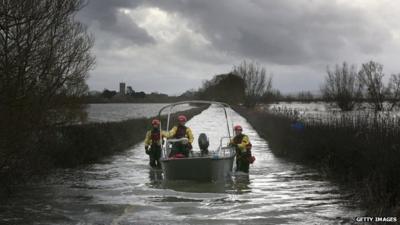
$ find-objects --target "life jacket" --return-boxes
[233,134,255,164]
[233,134,252,152]
[174,125,187,139]
[233,134,252,155]
[233,134,244,145]
[151,128,161,145]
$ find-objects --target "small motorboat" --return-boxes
[157,101,236,181]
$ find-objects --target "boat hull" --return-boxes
[161,156,235,181]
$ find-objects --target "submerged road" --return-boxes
[1,106,362,224]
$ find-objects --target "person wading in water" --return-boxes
[167,115,194,157]
[230,125,255,173]
[144,119,167,168]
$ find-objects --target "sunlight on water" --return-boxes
[0,105,363,225]
[183,105,233,152]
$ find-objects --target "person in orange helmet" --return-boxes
[230,125,255,173]
[144,119,167,168]
[167,115,194,157]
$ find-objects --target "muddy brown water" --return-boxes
[0,106,363,224]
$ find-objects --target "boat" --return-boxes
[157,101,236,181]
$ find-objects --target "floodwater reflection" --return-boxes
[0,106,363,225]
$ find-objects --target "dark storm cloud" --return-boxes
[146,0,390,65]
[78,0,154,45]
[78,0,390,64]
[78,0,398,94]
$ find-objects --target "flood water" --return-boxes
[268,102,400,123]
[86,103,194,122]
[1,106,363,224]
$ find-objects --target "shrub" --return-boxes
[234,106,400,214]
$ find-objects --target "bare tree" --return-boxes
[0,0,94,176]
[232,60,273,107]
[197,73,245,104]
[321,62,359,111]
[297,91,314,102]
[358,61,385,112]
[386,73,400,110]
[0,0,94,126]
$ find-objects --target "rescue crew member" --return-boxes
[144,119,167,168]
[230,125,254,173]
[167,115,194,157]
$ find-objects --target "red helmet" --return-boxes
[152,119,160,126]
[178,115,187,122]
[234,125,243,131]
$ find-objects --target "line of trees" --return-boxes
[85,89,176,103]
[197,59,400,110]
[189,59,400,110]
[0,0,94,180]
[196,73,245,104]
[321,61,400,111]
[98,88,146,99]
[193,60,276,107]
[232,60,274,107]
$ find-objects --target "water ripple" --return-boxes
[0,106,363,224]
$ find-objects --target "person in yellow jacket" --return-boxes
[167,115,194,157]
[230,125,254,173]
[144,119,167,168]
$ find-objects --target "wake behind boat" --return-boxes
[157,101,236,181]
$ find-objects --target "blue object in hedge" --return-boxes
[291,121,305,132]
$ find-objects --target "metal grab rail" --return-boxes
[219,136,231,148]
[157,100,233,138]
[163,138,189,158]
[165,138,189,143]
[157,101,234,159]
[195,136,234,159]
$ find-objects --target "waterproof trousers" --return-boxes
[149,145,162,168]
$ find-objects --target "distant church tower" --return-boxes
[119,82,126,95]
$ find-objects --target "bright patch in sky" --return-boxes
[79,0,400,95]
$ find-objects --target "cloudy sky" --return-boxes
[77,0,400,95]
